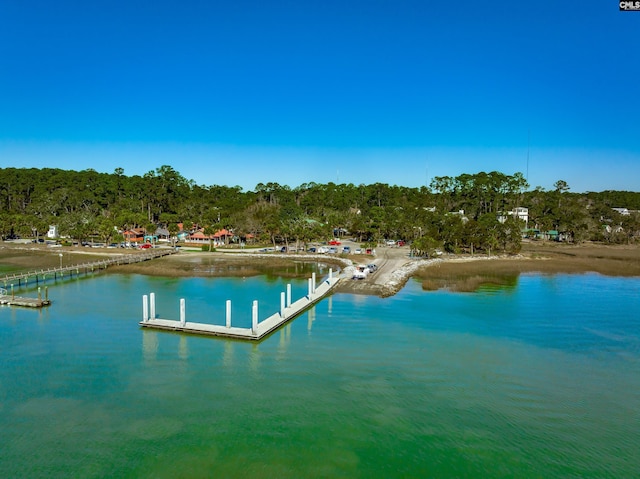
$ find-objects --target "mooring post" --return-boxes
[150,292,156,320]
[312,272,316,294]
[308,278,313,298]
[280,291,286,318]
[252,300,258,334]
[38,287,41,301]
[45,286,48,301]
[143,295,149,322]
[180,298,186,326]
[226,300,232,328]
[11,284,14,299]
[329,268,333,282]
[286,283,291,308]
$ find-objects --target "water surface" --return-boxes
[1,272,638,478]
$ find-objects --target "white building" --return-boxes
[47,225,58,239]
[498,207,529,225]
[612,207,630,216]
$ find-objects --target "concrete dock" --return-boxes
[139,270,340,341]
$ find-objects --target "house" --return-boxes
[612,207,630,216]
[212,228,232,245]
[154,227,170,241]
[187,230,213,243]
[498,207,529,225]
[123,228,145,244]
[47,225,58,239]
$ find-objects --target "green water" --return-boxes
[1,273,639,478]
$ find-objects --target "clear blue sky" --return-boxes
[1,1,638,192]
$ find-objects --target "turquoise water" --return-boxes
[1,272,639,478]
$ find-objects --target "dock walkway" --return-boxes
[1,248,176,288]
[140,270,340,341]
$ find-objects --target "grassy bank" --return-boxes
[416,242,640,292]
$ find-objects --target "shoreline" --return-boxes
[2,242,639,297]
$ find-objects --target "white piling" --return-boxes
[329,268,333,282]
[142,295,149,322]
[308,278,313,298]
[252,300,258,334]
[280,291,286,318]
[150,292,156,320]
[312,272,316,294]
[226,299,232,328]
[286,284,292,308]
[180,298,186,326]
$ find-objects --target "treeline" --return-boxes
[1,166,639,254]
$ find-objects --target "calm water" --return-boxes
[1,272,639,478]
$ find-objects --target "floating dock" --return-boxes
[139,270,340,340]
[0,287,51,308]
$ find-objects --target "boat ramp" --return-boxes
[139,269,340,341]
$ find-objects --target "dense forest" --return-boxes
[1,166,639,255]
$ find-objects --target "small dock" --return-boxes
[140,270,340,341]
[0,287,51,308]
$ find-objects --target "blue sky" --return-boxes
[1,1,638,192]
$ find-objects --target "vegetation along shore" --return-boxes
[1,166,638,295]
[2,241,638,297]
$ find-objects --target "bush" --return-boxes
[201,245,216,252]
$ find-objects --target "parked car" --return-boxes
[328,247,338,254]
[396,240,405,247]
[328,239,341,245]
[342,246,351,254]
[352,265,369,280]
[354,248,362,254]
[367,264,378,273]
[308,247,317,253]
[139,243,153,249]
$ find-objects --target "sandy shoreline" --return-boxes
[2,241,639,296]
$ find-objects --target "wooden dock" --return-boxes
[0,287,51,308]
[139,270,341,341]
[1,248,177,288]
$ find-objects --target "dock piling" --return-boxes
[252,300,258,334]
[150,293,156,320]
[226,300,232,328]
[286,284,291,308]
[312,273,316,294]
[143,295,149,322]
[280,292,286,318]
[180,299,186,325]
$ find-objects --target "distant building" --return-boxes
[47,225,58,239]
[612,207,630,216]
[498,207,529,226]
